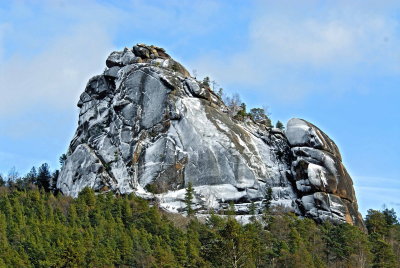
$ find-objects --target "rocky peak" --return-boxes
[105,44,191,78]
[57,44,364,229]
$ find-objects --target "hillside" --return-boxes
[0,187,399,267]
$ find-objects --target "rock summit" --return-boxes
[57,44,364,228]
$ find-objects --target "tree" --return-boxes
[370,237,396,268]
[202,77,210,88]
[25,167,37,185]
[185,220,205,267]
[264,187,273,213]
[217,88,224,98]
[366,209,398,267]
[1,184,399,267]
[224,93,242,117]
[249,108,265,121]
[220,219,250,268]
[37,163,51,191]
[59,154,67,168]
[234,103,248,121]
[275,120,285,130]
[248,201,257,222]
[322,222,371,267]
[250,108,272,127]
[366,209,390,238]
[7,167,19,182]
[382,208,399,226]
[0,175,5,187]
[184,182,195,217]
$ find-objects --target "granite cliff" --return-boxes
[57,44,364,228]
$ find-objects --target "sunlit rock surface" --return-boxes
[57,44,364,228]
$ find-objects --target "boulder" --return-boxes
[287,118,364,228]
[106,48,141,68]
[286,118,342,160]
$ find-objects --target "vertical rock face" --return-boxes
[57,44,364,228]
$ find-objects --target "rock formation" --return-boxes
[57,44,364,228]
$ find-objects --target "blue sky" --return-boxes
[0,0,399,217]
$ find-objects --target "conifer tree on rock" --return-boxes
[184,182,194,217]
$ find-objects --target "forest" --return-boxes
[0,177,399,267]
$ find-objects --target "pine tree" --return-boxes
[264,187,273,213]
[370,237,396,268]
[248,201,257,222]
[366,209,398,267]
[382,208,399,226]
[25,166,38,185]
[220,219,250,268]
[0,174,5,187]
[184,182,194,217]
[37,163,51,191]
[202,77,210,88]
[275,120,285,130]
[1,180,399,267]
[186,220,205,267]
[59,153,67,168]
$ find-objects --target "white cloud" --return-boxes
[191,1,400,101]
[250,9,400,68]
[0,0,124,116]
[0,0,226,116]
[251,19,355,66]
[0,25,113,116]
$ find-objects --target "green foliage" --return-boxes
[59,154,67,168]
[37,163,51,191]
[383,208,399,226]
[202,76,210,88]
[184,182,194,217]
[248,201,257,222]
[233,102,248,121]
[366,209,391,237]
[366,209,399,267]
[264,187,273,214]
[249,107,266,121]
[249,107,272,127]
[275,120,285,130]
[145,183,159,194]
[0,175,5,187]
[322,221,371,267]
[0,186,398,267]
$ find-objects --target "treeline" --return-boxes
[0,164,56,193]
[0,186,399,267]
[0,156,67,193]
